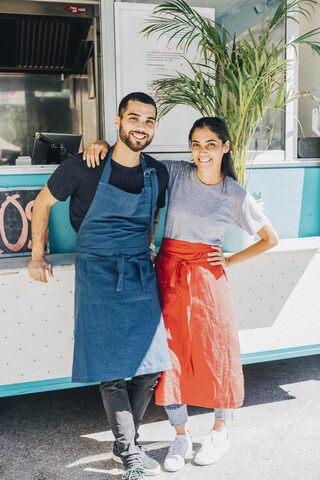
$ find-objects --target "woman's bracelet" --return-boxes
[149,243,158,257]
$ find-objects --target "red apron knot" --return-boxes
[170,259,190,288]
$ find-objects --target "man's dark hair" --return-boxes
[118,92,157,118]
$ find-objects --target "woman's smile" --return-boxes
[197,156,212,164]
[191,126,230,184]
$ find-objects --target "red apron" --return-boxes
[155,238,244,409]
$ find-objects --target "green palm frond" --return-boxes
[143,0,320,186]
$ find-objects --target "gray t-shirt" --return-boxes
[161,160,268,246]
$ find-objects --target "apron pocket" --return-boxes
[80,297,162,333]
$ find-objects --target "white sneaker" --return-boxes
[164,433,193,472]
[194,430,230,465]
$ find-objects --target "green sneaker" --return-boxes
[113,442,160,476]
[122,464,145,480]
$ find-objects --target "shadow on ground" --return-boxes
[0,355,319,479]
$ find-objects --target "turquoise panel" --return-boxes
[155,167,317,244]
[241,344,320,364]
[0,174,50,188]
[1,165,320,254]
[154,192,167,247]
[0,377,97,398]
[298,167,320,237]
[246,167,305,239]
[48,199,77,253]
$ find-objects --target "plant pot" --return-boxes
[222,192,263,253]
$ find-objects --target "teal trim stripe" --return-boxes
[0,377,97,398]
[1,344,319,397]
[241,344,320,364]
[0,174,50,188]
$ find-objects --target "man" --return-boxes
[28,92,172,480]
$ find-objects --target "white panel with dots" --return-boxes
[226,238,320,353]
[0,254,75,385]
[1,239,320,388]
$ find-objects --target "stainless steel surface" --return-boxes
[0,0,99,74]
[0,16,92,73]
[0,1,101,166]
[0,0,95,18]
[70,75,98,150]
[0,72,99,164]
[0,252,75,272]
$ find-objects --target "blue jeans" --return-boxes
[165,404,231,427]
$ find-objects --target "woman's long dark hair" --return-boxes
[188,117,237,181]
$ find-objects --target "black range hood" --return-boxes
[0,13,92,74]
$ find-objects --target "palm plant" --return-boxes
[142,0,320,186]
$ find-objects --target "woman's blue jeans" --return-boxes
[164,404,231,427]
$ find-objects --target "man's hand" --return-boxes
[28,185,57,284]
[83,140,109,168]
[28,257,54,283]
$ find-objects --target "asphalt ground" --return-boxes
[1,355,320,480]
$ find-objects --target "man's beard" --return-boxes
[119,125,153,152]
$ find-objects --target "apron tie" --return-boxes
[116,255,149,292]
[168,259,193,376]
[170,260,191,288]
[116,255,125,292]
[134,258,149,292]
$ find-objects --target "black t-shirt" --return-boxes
[47,152,168,232]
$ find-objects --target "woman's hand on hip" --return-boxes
[207,246,229,268]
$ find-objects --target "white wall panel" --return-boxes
[1,239,319,394]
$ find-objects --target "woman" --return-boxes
[153,117,278,471]
[84,117,278,472]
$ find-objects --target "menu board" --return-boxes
[0,187,43,256]
[114,2,215,152]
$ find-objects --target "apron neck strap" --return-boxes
[102,145,114,183]
[149,170,158,237]
[139,154,158,236]
[140,154,147,170]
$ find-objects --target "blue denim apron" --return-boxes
[72,147,171,382]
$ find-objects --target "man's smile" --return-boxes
[131,132,147,140]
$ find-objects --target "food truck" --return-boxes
[1,0,319,397]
